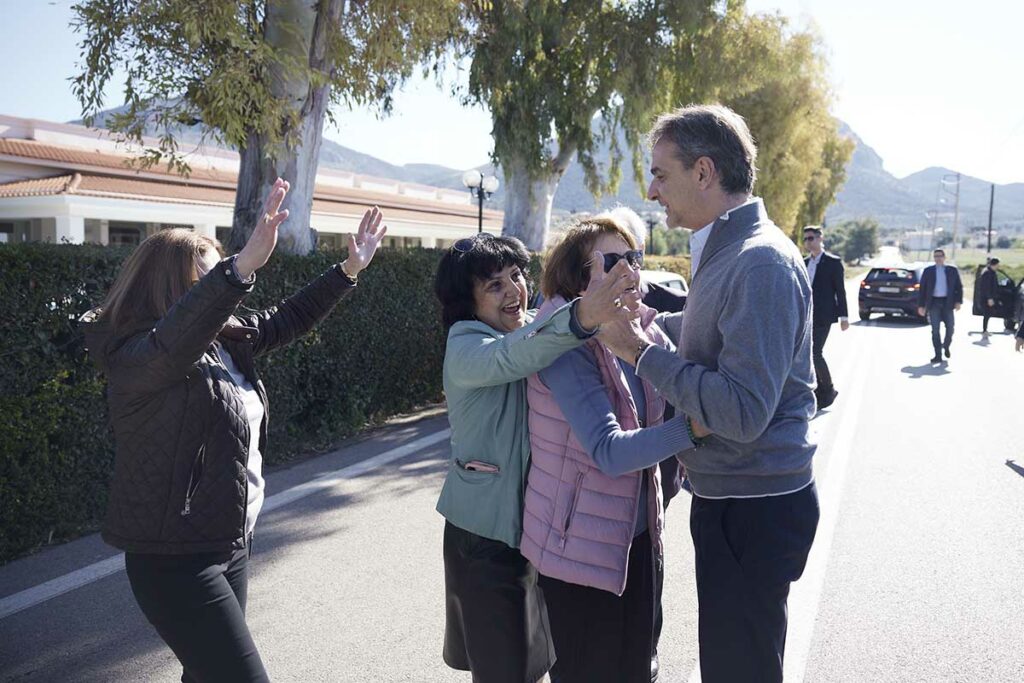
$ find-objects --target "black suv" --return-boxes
[972,265,1020,332]
[858,265,927,322]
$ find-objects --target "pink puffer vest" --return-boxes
[521,296,669,595]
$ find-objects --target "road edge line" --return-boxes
[0,428,451,621]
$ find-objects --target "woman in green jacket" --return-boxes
[433,233,639,683]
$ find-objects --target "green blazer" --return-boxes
[436,302,585,548]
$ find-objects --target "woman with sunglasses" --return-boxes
[434,232,640,683]
[520,215,697,683]
[82,179,386,682]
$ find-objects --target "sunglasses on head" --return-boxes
[603,250,644,272]
[453,233,495,254]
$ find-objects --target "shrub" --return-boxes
[0,243,448,563]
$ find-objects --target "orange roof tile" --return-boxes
[0,172,496,228]
[0,138,501,222]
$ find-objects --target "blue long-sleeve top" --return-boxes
[538,345,694,534]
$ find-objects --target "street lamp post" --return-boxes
[640,211,664,255]
[462,170,500,233]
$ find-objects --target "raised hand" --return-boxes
[236,178,290,279]
[576,250,642,330]
[341,206,388,278]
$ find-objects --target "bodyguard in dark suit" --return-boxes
[977,257,1000,335]
[803,226,848,410]
[917,248,963,363]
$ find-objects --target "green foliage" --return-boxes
[645,255,693,281]
[665,2,853,241]
[466,0,718,198]
[649,226,691,257]
[826,218,880,263]
[0,243,448,563]
[72,0,465,170]
[996,235,1013,249]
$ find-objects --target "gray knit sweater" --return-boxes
[636,199,817,498]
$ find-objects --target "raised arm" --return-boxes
[446,254,642,389]
[445,301,589,389]
[237,206,386,357]
[635,264,806,443]
[539,347,692,477]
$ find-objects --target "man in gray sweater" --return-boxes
[600,104,819,683]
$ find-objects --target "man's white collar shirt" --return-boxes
[690,197,758,276]
[807,251,823,282]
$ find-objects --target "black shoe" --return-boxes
[817,388,839,410]
[943,345,951,358]
[930,355,942,363]
[651,653,659,682]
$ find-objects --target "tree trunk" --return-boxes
[501,145,575,252]
[229,0,342,255]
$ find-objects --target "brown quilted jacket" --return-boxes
[82,259,356,554]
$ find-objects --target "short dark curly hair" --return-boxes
[434,234,531,329]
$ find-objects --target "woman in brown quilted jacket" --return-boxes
[82,178,386,682]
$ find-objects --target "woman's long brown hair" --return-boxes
[98,229,222,334]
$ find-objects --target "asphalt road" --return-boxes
[1,278,1022,682]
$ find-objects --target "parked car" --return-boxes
[972,265,1019,332]
[641,269,689,296]
[858,265,927,322]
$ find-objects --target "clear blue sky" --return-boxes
[1,0,1021,184]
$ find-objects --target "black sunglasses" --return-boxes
[603,250,644,272]
[454,233,495,253]
[803,235,818,242]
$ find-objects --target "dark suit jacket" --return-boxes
[918,264,964,310]
[642,280,687,314]
[978,268,998,303]
[805,252,848,326]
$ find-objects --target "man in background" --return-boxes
[917,248,963,363]
[803,226,848,410]
[977,257,1000,336]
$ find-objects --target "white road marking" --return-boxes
[684,328,868,683]
[0,428,451,621]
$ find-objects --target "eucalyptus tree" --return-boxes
[662,1,853,239]
[465,0,719,251]
[73,0,464,254]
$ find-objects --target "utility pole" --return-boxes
[951,172,961,259]
[986,183,995,253]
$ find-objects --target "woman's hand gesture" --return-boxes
[341,206,388,278]
[236,178,290,280]
[575,250,642,330]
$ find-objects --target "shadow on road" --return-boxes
[1005,460,1024,480]
[901,362,951,379]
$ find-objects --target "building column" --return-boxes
[99,219,110,245]
[421,236,438,248]
[54,214,85,244]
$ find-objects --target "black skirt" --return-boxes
[538,531,658,683]
[443,521,556,683]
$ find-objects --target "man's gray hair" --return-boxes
[604,206,648,249]
[647,104,758,195]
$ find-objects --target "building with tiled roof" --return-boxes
[0,115,501,248]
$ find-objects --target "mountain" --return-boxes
[73,108,1024,231]
[824,124,1024,232]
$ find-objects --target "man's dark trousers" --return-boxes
[811,324,833,399]
[929,298,954,357]
[690,483,819,683]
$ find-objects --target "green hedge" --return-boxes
[0,243,450,564]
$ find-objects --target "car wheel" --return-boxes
[859,311,871,322]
